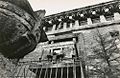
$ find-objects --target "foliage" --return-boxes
[86,29,120,78]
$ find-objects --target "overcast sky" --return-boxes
[28,0,112,16]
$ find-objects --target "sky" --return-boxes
[28,0,113,16]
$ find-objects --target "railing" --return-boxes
[9,58,84,78]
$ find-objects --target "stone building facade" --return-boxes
[25,0,120,62]
[21,0,120,77]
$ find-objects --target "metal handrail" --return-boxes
[10,57,83,78]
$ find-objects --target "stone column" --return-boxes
[75,20,79,27]
[43,27,46,31]
[57,22,62,29]
[70,22,73,28]
[80,61,85,78]
[77,33,86,78]
[51,41,54,44]
[52,24,56,32]
[100,15,107,22]
[63,22,67,29]
[51,41,54,53]
[73,38,76,43]
[114,12,120,20]
[87,18,92,25]
[73,37,79,57]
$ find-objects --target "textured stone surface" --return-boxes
[0,54,16,78]
[0,0,48,77]
[21,44,43,61]
[0,0,48,59]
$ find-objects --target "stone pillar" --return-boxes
[51,41,54,53]
[77,33,86,78]
[51,41,54,44]
[63,22,67,29]
[70,22,73,28]
[100,15,107,22]
[80,61,85,78]
[75,20,79,27]
[43,27,46,31]
[52,24,56,32]
[114,12,120,20]
[73,37,79,57]
[57,22,62,29]
[73,38,76,43]
[87,18,92,25]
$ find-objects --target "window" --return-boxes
[53,48,61,54]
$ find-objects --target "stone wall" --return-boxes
[21,44,44,62]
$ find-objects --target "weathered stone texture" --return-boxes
[0,54,16,78]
